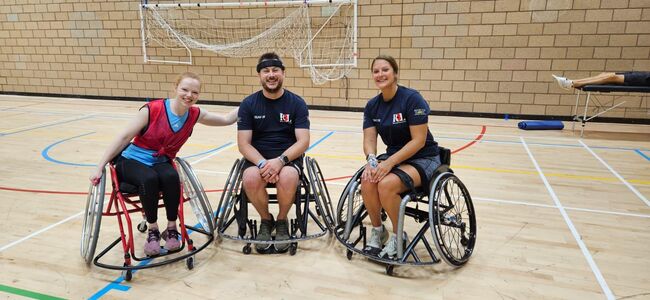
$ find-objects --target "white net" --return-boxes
[140,0,357,85]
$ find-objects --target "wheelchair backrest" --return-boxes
[439,147,451,166]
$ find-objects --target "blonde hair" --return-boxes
[174,72,201,89]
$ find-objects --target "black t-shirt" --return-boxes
[238,89,310,158]
[363,85,438,159]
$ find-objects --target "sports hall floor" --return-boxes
[0,94,648,299]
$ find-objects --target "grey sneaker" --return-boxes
[274,219,291,252]
[363,224,388,256]
[379,232,408,260]
[255,218,274,252]
[552,74,573,90]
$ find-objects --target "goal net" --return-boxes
[139,0,358,85]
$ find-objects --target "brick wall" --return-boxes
[1,0,649,120]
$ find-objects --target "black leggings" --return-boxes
[114,156,180,224]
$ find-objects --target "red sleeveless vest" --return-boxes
[132,99,201,160]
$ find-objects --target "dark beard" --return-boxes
[262,81,282,94]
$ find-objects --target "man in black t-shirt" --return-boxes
[237,52,310,253]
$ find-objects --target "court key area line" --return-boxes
[521,137,614,300]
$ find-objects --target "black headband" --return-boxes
[256,59,285,73]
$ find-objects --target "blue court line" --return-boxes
[635,149,650,161]
[1,115,93,136]
[87,131,326,299]
[181,142,234,159]
[87,218,212,299]
[42,132,96,166]
[42,133,234,167]
[307,131,334,152]
[87,258,152,300]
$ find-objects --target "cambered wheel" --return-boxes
[80,169,105,265]
[429,172,477,267]
[216,159,243,231]
[176,158,215,235]
[305,157,335,231]
[335,167,365,230]
[346,249,353,260]
[289,243,297,256]
[242,245,252,255]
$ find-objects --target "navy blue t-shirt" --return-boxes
[238,89,310,158]
[363,85,438,159]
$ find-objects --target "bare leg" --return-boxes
[572,72,625,88]
[275,166,299,220]
[377,165,422,234]
[360,180,382,227]
[242,166,271,220]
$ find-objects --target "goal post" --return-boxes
[139,0,358,84]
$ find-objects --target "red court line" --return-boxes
[0,125,486,195]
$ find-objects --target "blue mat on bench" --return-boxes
[518,120,564,130]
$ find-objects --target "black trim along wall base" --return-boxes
[1,91,648,125]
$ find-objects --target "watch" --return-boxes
[279,154,290,165]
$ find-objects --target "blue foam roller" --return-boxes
[517,120,564,130]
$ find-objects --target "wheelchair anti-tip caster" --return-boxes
[122,263,133,281]
[242,245,252,255]
[186,256,194,270]
[137,221,147,233]
[385,265,394,276]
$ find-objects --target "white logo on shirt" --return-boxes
[392,113,406,124]
[254,115,266,119]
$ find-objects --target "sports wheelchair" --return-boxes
[333,147,476,275]
[80,157,214,281]
[215,156,335,255]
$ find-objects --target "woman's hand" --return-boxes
[370,160,394,183]
[89,165,104,185]
[361,163,375,182]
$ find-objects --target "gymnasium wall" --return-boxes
[1,0,649,120]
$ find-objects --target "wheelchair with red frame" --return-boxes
[333,147,477,275]
[80,157,214,281]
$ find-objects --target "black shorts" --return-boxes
[241,157,303,176]
[617,71,650,86]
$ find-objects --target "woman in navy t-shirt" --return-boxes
[360,55,440,259]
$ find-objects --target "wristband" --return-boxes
[366,154,378,168]
[257,159,267,168]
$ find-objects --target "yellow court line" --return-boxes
[453,165,650,186]
[307,153,650,186]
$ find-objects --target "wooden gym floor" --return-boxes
[0,94,649,299]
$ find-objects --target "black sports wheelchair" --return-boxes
[333,147,477,275]
[80,158,214,281]
[215,156,335,255]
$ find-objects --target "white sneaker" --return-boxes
[379,232,408,260]
[363,224,388,256]
[552,74,573,90]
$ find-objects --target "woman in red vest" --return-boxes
[89,72,237,256]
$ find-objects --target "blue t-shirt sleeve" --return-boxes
[406,92,430,125]
[294,98,310,129]
[237,98,253,130]
[362,100,374,129]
